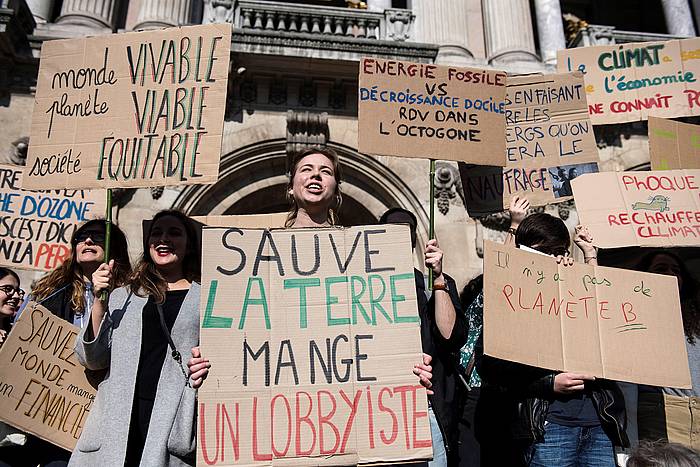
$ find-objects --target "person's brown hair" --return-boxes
[32,219,131,311]
[638,250,700,344]
[129,210,201,304]
[285,147,343,228]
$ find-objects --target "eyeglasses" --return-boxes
[0,285,24,298]
[73,231,106,245]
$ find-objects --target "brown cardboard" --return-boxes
[358,57,507,164]
[557,38,700,124]
[192,213,288,229]
[571,170,700,247]
[460,72,600,216]
[198,225,431,466]
[24,24,231,190]
[649,117,700,170]
[0,303,97,450]
[0,164,105,271]
[483,240,691,388]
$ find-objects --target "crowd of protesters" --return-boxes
[0,147,699,467]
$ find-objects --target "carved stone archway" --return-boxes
[172,139,430,251]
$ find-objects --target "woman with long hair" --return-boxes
[636,250,700,450]
[69,210,205,467]
[0,267,21,346]
[0,267,27,467]
[31,219,131,328]
[284,146,342,228]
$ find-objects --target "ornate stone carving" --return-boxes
[434,162,464,215]
[7,136,28,165]
[286,111,329,158]
[203,0,234,24]
[385,8,414,42]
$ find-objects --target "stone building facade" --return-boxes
[0,0,697,288]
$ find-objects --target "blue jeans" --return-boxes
[529,422,615,467]
[428,406,447,467]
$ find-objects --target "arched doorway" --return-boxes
[173,139,430,247]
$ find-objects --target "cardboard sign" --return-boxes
[0,303,96,450]
[24,24,231,190]
[460,72,600,216]
[358,57,507,164]
[649,117,700,170]
[198,225,431,466]
[192,213,287,229]
[557,38,700,124]
[483,241,690,388]
[572,170,700,247]
[0,164,105,271]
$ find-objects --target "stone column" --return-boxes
[133,0,191,30]
[662,0,696,36]
[367,0,391,12]
[25,0,54,23]
[533,0,566,65]
[483,0,538,64]
[56,0,116,28]
[411,0,474,65]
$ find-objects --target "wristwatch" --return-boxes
[432,281,448,291]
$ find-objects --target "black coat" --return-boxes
[414,269,469,454]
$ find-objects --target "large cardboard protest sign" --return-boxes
[198,225,431,466]
[649,117,700,170]
[572,170,700,247]
[24,24,231,190]
[192,213,287,228]
[460,72,599,216]
[483,241,690,387]
[557,38,700,124]
[0,303,96,450]
[0,164,105,271]
[358,57,507,164]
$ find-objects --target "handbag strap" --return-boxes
[156,302,191,388]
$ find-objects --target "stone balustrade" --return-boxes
[233,0,414,42]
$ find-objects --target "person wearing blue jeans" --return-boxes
[530,423,615,467]
[477,212,629,467]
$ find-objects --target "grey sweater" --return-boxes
[69,284,200,467]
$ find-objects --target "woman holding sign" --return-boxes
[0,267,22,347]
[31,219,131,328]
[477,213,628,467]
[70,210,204,467]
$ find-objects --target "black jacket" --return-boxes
[477,349,629,449]
[415,269,469,453]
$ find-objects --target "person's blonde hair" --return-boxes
[32,219,131,310]
[285,147,343,228]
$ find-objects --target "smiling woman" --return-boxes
[285,147,343,228]
[69,210,204,467]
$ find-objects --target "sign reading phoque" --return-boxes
[198,225,431,466]
[572,170,700,247]
[24,24,231,190]
[557,38,700,124]
[0,164,105,271]
[358,57,507,165]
